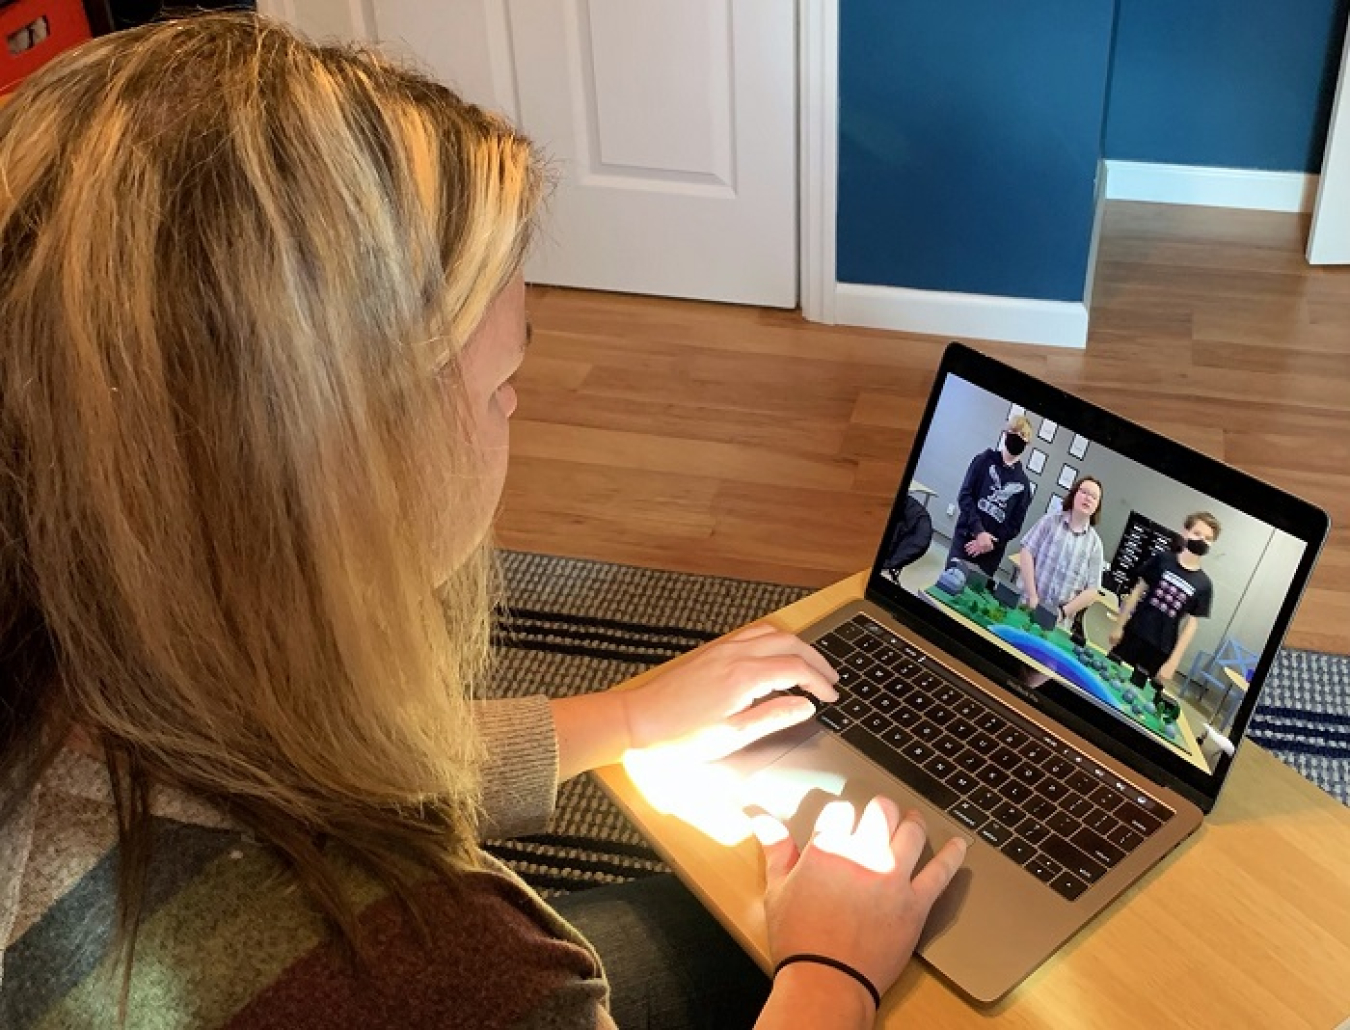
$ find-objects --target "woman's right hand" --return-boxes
[753,797,968,1009]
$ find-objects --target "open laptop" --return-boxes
[722,342,1328,1003]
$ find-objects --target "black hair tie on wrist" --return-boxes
[774,953,882,1011]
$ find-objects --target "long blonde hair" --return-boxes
[0,12,542,960]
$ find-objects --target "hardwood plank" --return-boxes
[500,200,1350,653]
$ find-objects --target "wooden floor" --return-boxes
[499,201,1350,654]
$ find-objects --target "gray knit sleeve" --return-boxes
[475,695,560,839]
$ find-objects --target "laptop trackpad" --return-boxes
[731,727,974,943]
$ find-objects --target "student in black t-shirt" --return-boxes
[1109,512,1221,697]
[946,415,1034,577]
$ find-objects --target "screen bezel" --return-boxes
[866,343,1329,813]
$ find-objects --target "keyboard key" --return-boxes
[997,726,1029,750]
[1117,801,1164,837]
[848,653,872,671]
[969,732,998,755]
[1066,770,1097,795]
[1019,742,1050,765]
[955,749,983,773]
[1062,794,1094,819]
[978,820,1013,848]
[949,800,986,830]
[1046,810,1080,837]
[882,726,913,751]
[817,635,852,662]
[1050,871,1089,901]
[854,681,879,700]
[992,801,1024,828]
[840,724,960,810]
[1085,808,1119,836]
[874,694,898,714]
[1013,764,1045,787]
[1041,779,1067,801]
[1001,779,1031,804]
[978,766,1010,789]
[1044,757,1073,779]
[1025,856,1060,883]
[970,786,1002,812]
[914,672,943,691]
[836,620,864,642]
[837,666,859,688]
[954,697,982,720]
[1003,838,1036,864]
[874,646,898,665]
[1107,824,1143,852]
[909,691,933,712]
[925,755,955,779]
[1019,820,1050,846]
[948,770,975,794]
[1025,796,1056,821]
[893,706,921,728]
[1131,793,1173,820]
[818,708,853,732]
[904,740,934,765]
[842,698,870,720]
[863,713,891,735]
[1090,784,1124,811]
[868,665,897,687]
[976,711,1005,734]
[991,747,1022,770]
[926,704,953,726]
[914,721,941,743]
[947,717,975,739]
[934,685,961,706]
[934,735,962,758]
[1040,837,1107,883]
[1070,827,1126,868]
[855,635,879,653]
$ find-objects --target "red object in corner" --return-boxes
[1,0,93,95]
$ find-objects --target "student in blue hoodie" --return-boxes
[947,415,1034,577]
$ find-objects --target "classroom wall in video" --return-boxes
[911,375,1305,674]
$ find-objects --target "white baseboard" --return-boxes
[833,282,1089,349]
[1104,159,1319,213]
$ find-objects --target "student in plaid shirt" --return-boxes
[1017,476,1106,623]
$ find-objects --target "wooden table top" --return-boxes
[594,573,1350,1028]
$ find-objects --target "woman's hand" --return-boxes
[620,623,839,763]
[755,798,968,1006]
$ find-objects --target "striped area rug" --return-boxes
[483,550,1350,896]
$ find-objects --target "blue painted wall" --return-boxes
[837,2,1116,303]
[1104,0,1350,173]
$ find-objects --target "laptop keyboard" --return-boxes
[812,613,1174,902]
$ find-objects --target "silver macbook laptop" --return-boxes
[723,342,1328,1003]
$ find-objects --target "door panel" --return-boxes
[261,0,797,306]
[508,0,796,305]
[1309,28,1350,264]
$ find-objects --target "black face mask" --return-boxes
[1003,433,1027,457]
[1185,537,1211,556]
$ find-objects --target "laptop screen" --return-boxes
[868,344,1328,809]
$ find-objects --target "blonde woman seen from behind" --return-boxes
[0,15,966,1029]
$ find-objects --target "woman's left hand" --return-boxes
[620,623,839,763]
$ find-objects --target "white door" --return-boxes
[1309,27,1350,264]
[259,1,799,307]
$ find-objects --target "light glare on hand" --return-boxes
[811,800,897,875]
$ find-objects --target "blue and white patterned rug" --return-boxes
[484,551,1350,895]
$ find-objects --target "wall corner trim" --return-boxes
[799,0,839,323]
[833,283,1089,349]
[1104,160,1319,213]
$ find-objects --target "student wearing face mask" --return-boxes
[1109,512,1221,696]
[946,416,1034,576]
